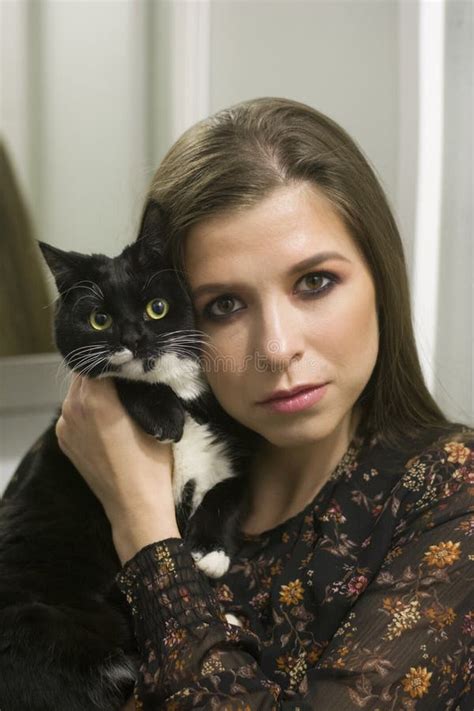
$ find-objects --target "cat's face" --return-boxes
[39,203,207,397]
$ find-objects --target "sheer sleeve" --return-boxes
[116,538,298,710]
[116,434,473,710]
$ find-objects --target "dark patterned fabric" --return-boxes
[116,426,474,710]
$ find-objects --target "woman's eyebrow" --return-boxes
[191,250,351,299]
[288,250,351,276]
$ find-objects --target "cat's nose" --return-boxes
[121,329,143,353]
[121,337,140,352]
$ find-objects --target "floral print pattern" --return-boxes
[116,426,474,710]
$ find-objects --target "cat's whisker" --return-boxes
[65,344,109,360]
[159,327,211,337]
[160,327,211,335]
[189,329,213,338]
[82,358,108,375]
[162,339,217,352]
[167,346,216,359]
[55,355,106,390]
[168,348,210,361]
[162,333,212,342]
[42,292,60,310]
[55,359,74,389]
[58,373,72,393]
[76,356,110,378]
[66,342,109,354]
[68,349,110,366]
[56,350,103,377]
[160,333,216,347]
[165,346,194,355]
[68,346,106,354]
[59,280,104,301]
[160,348,209,361]
[165,337,217,348]
[163,338,221,356]
[159,329,212,340]
[164,327,210,333]
[68,356,109,372]
[142,268,184,293]
[67,352,111,375]
[65,345,109,361]
[66,353,110,369]
[72,294,101,313]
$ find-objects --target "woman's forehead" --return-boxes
[183,184,360,285]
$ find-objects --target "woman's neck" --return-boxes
[242,408,361,535]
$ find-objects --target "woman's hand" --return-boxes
[56,375,181,563]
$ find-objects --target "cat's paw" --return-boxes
[224,613,243,628]
[153,422,183,442]
[153,432,174,444]
[192,549,230,578]
[98,657,137,687]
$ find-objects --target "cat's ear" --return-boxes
[38,241,89,294]
[136,200,169,263]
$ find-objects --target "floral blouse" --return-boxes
[116,425,474,710]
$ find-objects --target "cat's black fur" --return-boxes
[0,202,255,710]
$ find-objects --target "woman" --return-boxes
[57,98,473,710]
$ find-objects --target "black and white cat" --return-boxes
[0,201,253,711]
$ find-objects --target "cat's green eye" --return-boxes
[145,298,169,320]
[89,310,113,331]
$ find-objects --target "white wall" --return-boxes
[0,354,65,494]
[1,0,153,259]
[210,0,399,203]
[434,0,472,424]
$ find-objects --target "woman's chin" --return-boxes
[256,415,338,449]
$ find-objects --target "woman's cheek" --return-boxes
[201,335,246,400]
[206,373,249,428]
[342,300,379,386]
[318,281,378,382]
[206,327,247,373]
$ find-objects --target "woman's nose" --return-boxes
[254,300,304,371]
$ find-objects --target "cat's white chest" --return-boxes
[172,414,235,514]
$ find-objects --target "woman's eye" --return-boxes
[145,298,169,320]
[89,310,113,330]
[202,273,336,321]
[295,272,335,295]
[204,295,244,320]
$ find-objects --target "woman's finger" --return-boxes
[55,415,71,457]
[62,373,84,419]
[55,415,65,444]
[79,376,123,422]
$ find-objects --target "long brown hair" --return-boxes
[148,97,451,446]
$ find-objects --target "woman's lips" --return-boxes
[258,384,329,414]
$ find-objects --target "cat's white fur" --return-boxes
[171,413,235,578]
[172,413,234,512]
[109,349,207,401]
[104,349,236,578]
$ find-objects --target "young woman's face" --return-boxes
[184,183,379,447]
